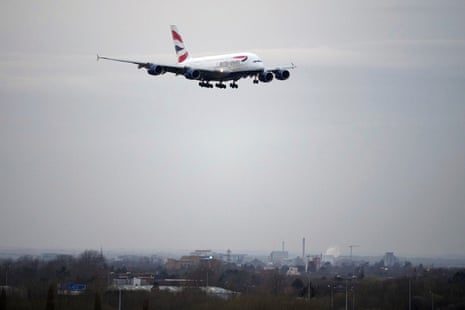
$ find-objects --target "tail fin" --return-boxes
[170,25,189,63]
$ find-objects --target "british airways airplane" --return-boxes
[98,25,295,89]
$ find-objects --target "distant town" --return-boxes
[1,242,465,309]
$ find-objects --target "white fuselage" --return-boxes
[182,52,265,80]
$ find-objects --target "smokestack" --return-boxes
[282,241,285,252]
[302,237,306,258]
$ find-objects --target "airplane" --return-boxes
[97,25,295,89]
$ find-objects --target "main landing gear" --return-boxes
[198,81,213,88]
[198,81,239,89]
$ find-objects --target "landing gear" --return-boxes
[198,81,213,88]
[198,81,239,89]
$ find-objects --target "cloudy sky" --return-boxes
[1,0,465,257]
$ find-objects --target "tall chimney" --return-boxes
[302,237,306,258]
[282,241,285,252]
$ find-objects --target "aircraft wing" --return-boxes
[269,63,296,73]
[97,55,184,75]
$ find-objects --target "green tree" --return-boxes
[0,288,6,310]
[74,250,107,293]
[142,299,149,310]
[270,270,285,295]
[44,284,55,310]
[291,278,305,296]
[93,292,102,310]
[74,250,106,282]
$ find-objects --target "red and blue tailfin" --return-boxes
[170,25,190,64]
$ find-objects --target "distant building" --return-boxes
[111,273,154,286]
[110,273,154,292]
[322,255,336,266]
[286,266,301,276]
[312,255,322,271]
[270,251,288,266]
[247,258,266,269]
[189,249,247,265]
[216,252,247,265]
[293,256,305,267]
[166,256,201,271]
[383,252,398,267]
[113,277,141,286]
[191,250,214,258]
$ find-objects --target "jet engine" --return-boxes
[274,69,290,80]
[258,71,274,83]
[147,65,164,76]
[184,69,201,80]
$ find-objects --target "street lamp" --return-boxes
[409,278,412,310]
[308,277,311,300]
[352,285,355,310]
[345,280,348,310]
[328,284,334,310]
[203,256,213,288]
[118,288,122,310]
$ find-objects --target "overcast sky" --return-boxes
[1,0,465,258]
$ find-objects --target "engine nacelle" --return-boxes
[184,68,201,80]
[258,71,274,83]
[274,69,290,80]
[147,65,164,76]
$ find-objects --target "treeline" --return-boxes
[1,250,465,309]
[0,250,108,292]
[0,250,108,309]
